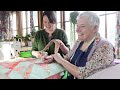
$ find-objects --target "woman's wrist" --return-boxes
[50,54,54,60]
[59,58,65,64]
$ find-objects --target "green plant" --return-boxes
[21,34,31,46]
[69,11,79,46]
[70,11,79,25]
[14,35,22,41]
[31,28,37,38]
[24,34,31,41]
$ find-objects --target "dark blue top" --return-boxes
[68,41,94,79]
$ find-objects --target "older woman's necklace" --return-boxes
[80,37,95,52]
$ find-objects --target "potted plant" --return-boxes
[30,28,37,43]
[23,34,31,46]
[14,35,22,41]
[69,11,79,46]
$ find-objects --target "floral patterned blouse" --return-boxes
[67,33,115,79]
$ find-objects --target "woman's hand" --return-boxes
[53,39,69,54]
[43,55,54,64]
[32,51,43,58]
[36,53,43,58]
[53,53,64,64]
[54,39,64,48]
[33,51,48,59]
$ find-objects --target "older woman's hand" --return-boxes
[34,52,43,59]
[34,51,48,59]
[43,55,54,64]
[53,53,64,64]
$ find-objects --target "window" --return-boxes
[21,11,39,37]
[65,11,75,47]
[10,12,17,37]
[99,11,116,47]
[56,11,61,29]
[107,13,116,46]
[99,15,105,39]
[63,11,117,47]
[26,11,30,34]
[33,11,38,31]
[65,22,71,45]
[22,11,26,36]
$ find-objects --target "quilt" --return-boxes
[0,39,66,79]
[0,59,65,79]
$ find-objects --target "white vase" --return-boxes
[21,41,25,47]
[28,41,32,47]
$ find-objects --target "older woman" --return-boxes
[32,11,70,63]
[53,11,115,79]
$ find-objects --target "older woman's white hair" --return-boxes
[77,11,100,28]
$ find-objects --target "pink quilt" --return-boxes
[0,39,65,79]
[0,58,65,79]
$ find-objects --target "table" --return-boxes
[86,63,120,79]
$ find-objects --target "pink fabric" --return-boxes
[47,74,61,79]
[0,59,62,79]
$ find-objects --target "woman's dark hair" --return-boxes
[43,11,57,24]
